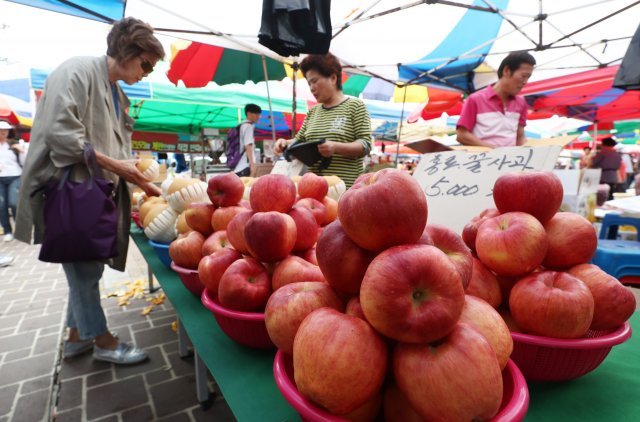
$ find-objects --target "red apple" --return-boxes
[264,281,342,355]
[225,210,253,255]
[509,270,594,338]
[383,381,422,422]
[321,196,338,226]
[249,174,296,213]
[198,248,242,294]
[393,323,503,421]
[568,263,636,330]
[294,197,326,225]
[475,212,548,277]
[169,231,205,269]
[217,257,272,312]
[293,308,387,415]
[316,220,375,297]
[424,224,473,289]
[184,202,215,236]
[298,248,317,265]
[297,172,329,201]
[493,171,563,224]
[338,169,427,251]
[466,257,502,308]
[244,212,297,263]
[542,212,598,270]
[206,172,244,207]
[287,207,320,252]
[416,224,434,246]
[201,230,232,256]
[462,208,500,252]
[360,244,465,343]
[458,295,513,369]
[345,297,365,321]
[211,205,245,232]
[271,255,325,291]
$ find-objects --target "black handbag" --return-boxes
[38,143,118,263]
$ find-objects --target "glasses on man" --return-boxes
[140,57,154,74]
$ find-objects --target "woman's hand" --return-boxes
[317,140,337,157]
[274,138,291,155]
[140,181,162,197]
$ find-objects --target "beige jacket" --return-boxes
[15,56,135,271]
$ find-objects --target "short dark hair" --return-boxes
[245,104,262,115]
[498,51,536,78]
[602,137,617,147]
[107,17,165,64]
[300,53,343,90]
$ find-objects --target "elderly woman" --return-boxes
[15,17,164,365]
[0,120,26,242]
[274,53,372,188]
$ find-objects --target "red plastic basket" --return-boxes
[510,322,632,381]
[170,261,204,297]
[273,350,529,422]
[131,211,143,229]
[201,288,275,350]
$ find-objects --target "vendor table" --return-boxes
[131,226,639,422]
[130,227,299,422]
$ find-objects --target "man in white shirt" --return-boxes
[234,104,262,177]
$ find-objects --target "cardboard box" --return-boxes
[553,169,601,221]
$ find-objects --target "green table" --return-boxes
[131,227,299,422]
[132,225,639,422]
[525,311,639,421]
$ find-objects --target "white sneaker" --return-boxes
[3,234,14,242]
[0,256,13,267]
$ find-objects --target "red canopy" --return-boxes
[521,65,640,123]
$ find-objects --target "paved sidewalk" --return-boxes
[0,238,235,422]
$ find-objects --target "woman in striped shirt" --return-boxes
[275,53,372,188]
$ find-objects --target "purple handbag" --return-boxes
[38,143,118,263]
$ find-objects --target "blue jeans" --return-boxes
[0,176,20,235]
[62,261,109,340]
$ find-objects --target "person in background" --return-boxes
[579,146,592,169]
[589,137,622,200]
[234,103,261,177]
[621,152,635,190]
[0,120,27,242]
[457,51,536,148]
[274,53,372,187]
[15,17,164,365]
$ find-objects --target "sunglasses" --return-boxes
[140,57,155,74]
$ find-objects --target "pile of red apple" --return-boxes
[463,171,636,338]
[265,168,517,421]
[168,171,338,311]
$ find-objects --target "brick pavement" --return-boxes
[0,238,235,422]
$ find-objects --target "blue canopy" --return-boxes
[7,0,124,22]
[398,0,508,92]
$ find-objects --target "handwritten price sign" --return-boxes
[413,146,562,234]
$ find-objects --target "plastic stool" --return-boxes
[599,213,640,240]
[592,239,640,285]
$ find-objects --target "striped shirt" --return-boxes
[457,85,527,147]
[295,97,372,187]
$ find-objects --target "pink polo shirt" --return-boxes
[457,85,528,147]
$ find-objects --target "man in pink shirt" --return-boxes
[457,52,536,148]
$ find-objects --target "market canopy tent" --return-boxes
[10,0,638,93]
[521,65,640,123]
